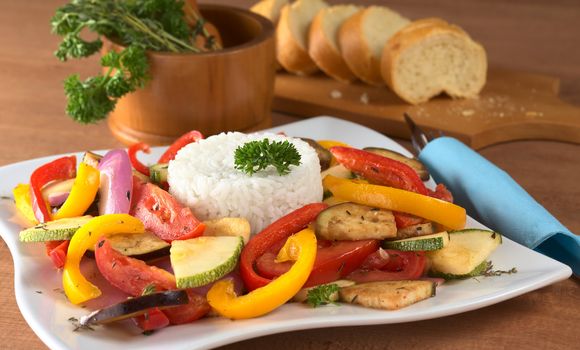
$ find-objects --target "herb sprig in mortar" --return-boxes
[234,139,302,176]
[52,0,220,124]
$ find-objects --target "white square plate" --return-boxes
[0,116,571,350]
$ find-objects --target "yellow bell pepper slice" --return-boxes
[12,184,38,225]
[52,163,100,220]
[207,228,317,319]
[62,214,145,304]
[317,140,350,166]
[323,175,466,230]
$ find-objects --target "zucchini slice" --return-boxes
[427,229,502,276]
[363,147,430,181]
[293,280,355,303]
[383,231,450,251]
[339,280,436,310]
[430,260,491,280]
[171,236,244,288]
[149,163,168,184]
[19,215,92,242]
[315,202,397,240]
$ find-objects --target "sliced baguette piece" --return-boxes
[251,0,288,70]
[381,19,487,104]
[338,6,410,86]
[276,0,329,75]
[308,4,362,83]
[250,0,288,24]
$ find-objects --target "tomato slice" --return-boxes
[254,239,380,287]
[130,181,205,242]
[133,307,170,331]
[347,250,427,283]
[95,238,176,296]
[393,212,425,229]
[162,290,210,325]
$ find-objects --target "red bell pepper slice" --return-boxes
[239,203,327,291]
[158,130,204,164]
[29,156,77,223]
[330,147,429,195]
[128,142,151,177]
[45,240,70,269]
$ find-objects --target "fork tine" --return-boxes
[404,113,430,154]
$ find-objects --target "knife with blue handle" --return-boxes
[404,114,579,276]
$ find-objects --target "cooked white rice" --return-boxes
[168,132,323,233]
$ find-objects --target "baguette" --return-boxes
[339,6,409,86]
[250,0,287,24]
[381,19,487,104]
[276,0,329,75]
[308,5,362,83]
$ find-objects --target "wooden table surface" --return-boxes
[1,1,578,349]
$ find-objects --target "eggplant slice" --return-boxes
[80,290,189,326]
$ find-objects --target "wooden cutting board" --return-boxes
[273,68,580,149]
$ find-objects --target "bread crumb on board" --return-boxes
[330,89,343,99]
[360,92,370,105]
[461,109,475,117]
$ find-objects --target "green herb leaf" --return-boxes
[141,283,156,296]
[306,283,340,308]
[234,139,302,176]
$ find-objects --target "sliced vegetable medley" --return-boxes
[12,131,508,334]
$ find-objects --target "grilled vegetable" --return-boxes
[86,231,170,260]
[363,147,430,181]
[321,164,353,180]
[19,215,92,242]
[315,202,397,241]
[293,280,355,303]
[171,236,244,288]
[427,229,502,276]
[383,231,450,251]
[300,138,332,171]
[202,217,251,244]
[42,178,75,207]
[97,149,133,215]
[79,290,189,326]
[395,222,435,239]
[430,260,491,280]
[339,280,436,310]
[150,163,168,184]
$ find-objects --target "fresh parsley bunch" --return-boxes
[234,139,302,176]
[51,0,218,124]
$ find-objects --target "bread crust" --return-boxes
[381,20,487,104]
[276,3,320,75]
[308,6,359,83]
[338,9,383,86]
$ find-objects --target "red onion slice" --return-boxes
[47,192,70,207]
[98,149,133,215]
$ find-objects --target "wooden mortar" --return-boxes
[105,4,276,146]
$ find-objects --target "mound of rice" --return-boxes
[168,132,323,233]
